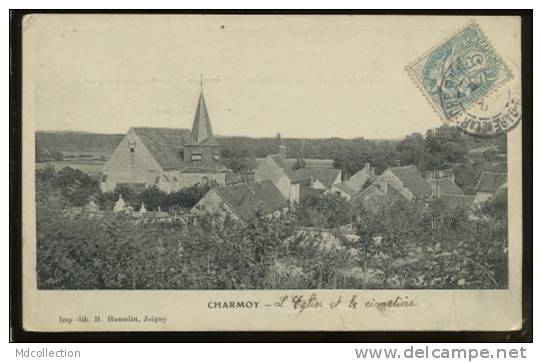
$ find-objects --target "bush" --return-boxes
[295,193,351,228]
[36,166,100,207]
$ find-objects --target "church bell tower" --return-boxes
[183,75,221,164]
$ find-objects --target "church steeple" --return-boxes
[190,75,217,145]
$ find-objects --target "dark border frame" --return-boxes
[9,9,533,343]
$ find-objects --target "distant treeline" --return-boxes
[36,132,124,154]
[36,127,506,185]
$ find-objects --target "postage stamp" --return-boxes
[407,22,520,136]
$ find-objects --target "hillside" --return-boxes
[36,131,124,154]
[35,131,399,161]
[35,127,507,193]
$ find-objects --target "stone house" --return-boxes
[254,139,341,204]
[353,165,432,211]
[474,172,507,203]
[354,165,474,213]
[343,162,376,194]
[101,89,231,193]
[192,180,288,220]
[370,165,433,202]
[424,168,455,183]
[328,182,358,201]
[439,194,476,210]
[426,178,464,198]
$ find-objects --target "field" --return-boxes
[36,161,105,179]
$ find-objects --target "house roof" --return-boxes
[333,183,358,196]
[256,158,334,169]
[354,182,386,200]
[291,168,341,188]
[132,127,225,172]
[299,184,326,201]
[269,154,291,171]
[389,166,432,197]
[225,170,244,185]
[190,92,218,145]
[344,166,376,192]
[427,179,464,195]
[440,195,475,209]
[285,158,334,169]
[474,172,507,193]
[213,180,288,219]
[424,169,454,180]
[266,154,340,188]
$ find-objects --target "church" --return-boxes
[101,84,230,193]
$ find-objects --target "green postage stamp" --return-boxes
[407,22,520,136]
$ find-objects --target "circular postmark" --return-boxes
[439,70,522,136]
[448,85,521,136]
[437,66,521,137]
[417,23,521,137]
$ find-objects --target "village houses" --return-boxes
[193,136,343,218]
[97,80,501,220]
[474,171,507,203]
[253,137,342,204]
[351,165,476,211]
[193,180,289,220]
[328,162,376,201]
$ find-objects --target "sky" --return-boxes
[23,15,520,139]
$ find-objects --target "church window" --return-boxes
[191,152,202,161]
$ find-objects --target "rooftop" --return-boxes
[427,178,464,195]
[389,165,432,197]
[132,127,225,172]
[475,172,507,193]
[439,194,475,209]
[213,180,288,219]
[333,182,358,196]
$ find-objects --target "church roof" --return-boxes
[190,92,218,145]
[132,127,224,172]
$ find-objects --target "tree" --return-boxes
[292,158,306,170]
[396,133,426,168]
[295,193,351,228]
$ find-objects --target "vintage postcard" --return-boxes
[20,14,524,331]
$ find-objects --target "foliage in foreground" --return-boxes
[37,181,508,290]
[36,165,210,211]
